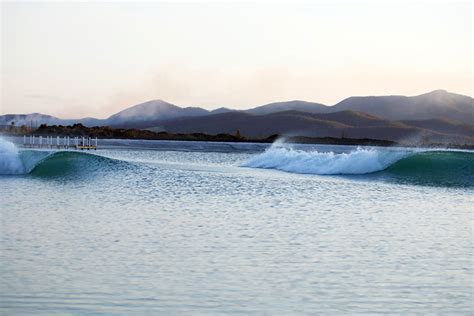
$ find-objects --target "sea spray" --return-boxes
[0,137,25,175]
[242,143,412,175]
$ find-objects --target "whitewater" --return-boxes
[1,136,473,314]
[0,137,416,176]
[242,141,413,175]
[2,137,472,186]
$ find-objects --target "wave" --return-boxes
[242,142,474,187]
[242,143,412,175]
[381,150,473,187]
[0,138,25,175]
[0,138,125,177]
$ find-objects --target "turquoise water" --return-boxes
[1,138,473,314]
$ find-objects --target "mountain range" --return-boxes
[2,90,473,144]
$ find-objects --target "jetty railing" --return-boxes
[23,135,98,150]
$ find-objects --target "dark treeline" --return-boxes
[3,123,473,149]
[2,123,396,146]
[35,123,249,142]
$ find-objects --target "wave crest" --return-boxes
[243,142,474,187]
[0,138,124,177]
[242,144,411,175]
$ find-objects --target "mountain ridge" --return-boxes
[151,109,474,144]
[2,89,472,126]
[1,90,472,144]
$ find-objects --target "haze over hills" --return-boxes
[1,90,473,144]
[0,100,210,129]
[105,100,209,128]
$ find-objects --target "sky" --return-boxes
[1,1,472,118]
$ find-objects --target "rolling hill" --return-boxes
[330,90,473,124]
[151,110,474,144]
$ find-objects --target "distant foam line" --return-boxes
[242,142,413,175]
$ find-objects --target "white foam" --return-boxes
[242,142,412,175]
[0,138,25,175]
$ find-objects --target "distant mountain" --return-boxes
[210,107,234,114]
[153,110,474,144]
[0,113,102,128]
[244,90,473,124]
[399,119,474,137]
[0,113,64,127]
[330,90,473,124]
[0,100,211,129]
[153,110,397,138]
[1,90,472,144]
[246,100,328,115]
[0,100,210,129]
[105,99,209,128]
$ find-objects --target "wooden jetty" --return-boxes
[23,135,98,150]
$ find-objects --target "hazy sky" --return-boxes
[1,1,472,118]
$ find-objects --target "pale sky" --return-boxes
[1,1,472,118]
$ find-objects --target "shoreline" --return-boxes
[3,133,474,151]
[2,123,473,150]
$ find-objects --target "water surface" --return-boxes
[1,138,473,314]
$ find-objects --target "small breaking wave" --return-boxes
[0,138,126,177]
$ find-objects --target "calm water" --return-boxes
[1,138,473,314]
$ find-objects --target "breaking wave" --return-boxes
[0,137,25,175]
[243,142,474,187]
[0,138,125,177]
[243,145,410,175]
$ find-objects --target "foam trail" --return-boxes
[243,143,412,175]
[0,137,25,175]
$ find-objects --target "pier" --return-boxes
[23,135,98,150]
